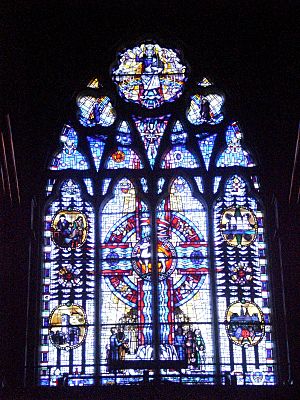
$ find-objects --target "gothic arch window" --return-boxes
[38,40,278,386]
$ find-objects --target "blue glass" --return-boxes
[50,125,89,170]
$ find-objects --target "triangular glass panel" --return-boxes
[87,136,107,171]
[198,77,213,87]
[157,177,165,194]
[197,134,217,170]
[84,178,94,195]
[102,178,112,195]
[194,177,204,193]
[170,120,187,144]
[87,78,99,88]
[213,176,222,193]
[133,115,170,168]
[116,121,132,145]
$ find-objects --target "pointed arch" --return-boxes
[213,175,276,384]
[39,179,95,385]
[36,40,281,387]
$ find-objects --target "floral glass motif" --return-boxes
[229,261,253,285]
[187,94,224,125]
[217,122,255,167]
[112,43,187,109]
[49,304,88,350]
[51,210,88,250]
[50,125,88,170]
[106,147,144,169]
[77,95,116,127]
[225,300,265,347]
[220,206,257,247]
[58,264,82,288]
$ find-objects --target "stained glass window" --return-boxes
[77,93,116,127]
[37,40,280,387]
[112,43,187,109]
[50,125,89,170]
[216,122,255,167]
[187,94,224,125]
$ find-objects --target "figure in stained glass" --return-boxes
[49,304,88,350]
[51,210,88,249]
[112,43,186,108]
[39,40,278,386]
[77,94,116,127]
[174,327,185,361]
[195,330,206,370]
[187,94,224,125]
[50,125,88,170]
[217,122,255,167]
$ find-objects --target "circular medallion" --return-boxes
[229,261,253,285]
[49,303,88,350]
[220,206,257,247]
[112,43,187,109]
[250,369,265,385]
[225,300,265,347]
[51,210,88,250]
[132,239,177,281]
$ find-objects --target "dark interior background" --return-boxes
[1,0,299,391]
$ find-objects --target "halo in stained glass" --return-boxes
[112,43,187,109]
[51,210,88,250]
[225,300,265,347]
[49,303,88,350]
[219,206,257,247]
